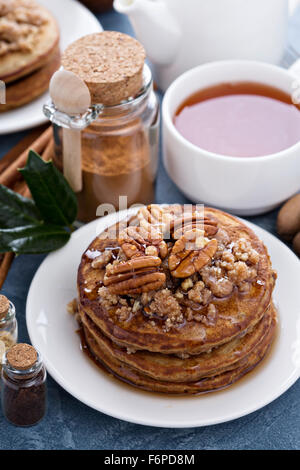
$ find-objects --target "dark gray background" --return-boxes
[0,6,299,450]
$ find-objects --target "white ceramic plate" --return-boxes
[0,0,102,135]
[26,210,300,428]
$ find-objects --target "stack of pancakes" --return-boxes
[0,0,60,112]
[77,206,277,394]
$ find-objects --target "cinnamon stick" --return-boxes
[10,138,54,199]
[42,138,54,163]
[0,253,14,289]
[0,131,55,287]
[19,186,30,198]
[0,124,48,174]
[0,126,52,188]
[11,180,24,193]
[11,179,31,198]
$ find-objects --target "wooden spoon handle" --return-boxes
[62,128,82,192]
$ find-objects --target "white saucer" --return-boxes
[0,0,102,135]
[26,210,300,428]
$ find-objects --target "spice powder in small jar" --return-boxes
[50,31,160,222]
[1,343,47,426]
[0,295,18,368]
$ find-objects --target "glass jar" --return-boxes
[1,346,47,426]
[44,65,160,222]
[0,298,18,359]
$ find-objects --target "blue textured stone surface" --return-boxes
[0,7,299,450]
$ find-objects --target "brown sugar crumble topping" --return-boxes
[88,205,261,332]
[147,289,183,332]
[0,0,48,56]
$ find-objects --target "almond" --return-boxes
[277,194,300,240]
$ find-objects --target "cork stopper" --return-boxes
[0,295,10,319]
[61,31,146,106]
[7,343,38,371]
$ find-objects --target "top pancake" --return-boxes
[0,0,59,83]
[78,206,276,355]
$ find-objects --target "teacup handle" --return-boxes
[288,60,300,105]
[289,59,300,75]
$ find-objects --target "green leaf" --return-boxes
[0,184,42,229]
[19,150,78,227]
[0,224,70,254]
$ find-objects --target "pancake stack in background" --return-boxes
[0,0,60,112]
[76,205,277,394]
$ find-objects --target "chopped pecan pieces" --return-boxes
[141,291,155,305]
[67,298,78,315]
[181,277,194,291]
[185,302,217,326]
[98,286,119,309]
[91,250,112,269]
[169,233,218,278]
[232,238,260,264]
[147,289,184,331]
[227,261,257,284]
[200,265,234,298]
[115,305,131,322]
[188,281,211,305]
[104,256,166,295]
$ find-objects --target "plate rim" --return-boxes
[26,211,300,428]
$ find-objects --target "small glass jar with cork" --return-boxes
[44,31,160,222]
[1,343,47,426]
[0,295,18,365]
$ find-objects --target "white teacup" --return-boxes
[162,60,300,216]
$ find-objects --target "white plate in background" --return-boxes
[26,210,300,428]
[0,0,102,135]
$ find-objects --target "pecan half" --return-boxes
[169,234,218,278]
[104,256,166,294]
[118,225,168,260]
[137,204,174,237]
[172,213,218,239]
